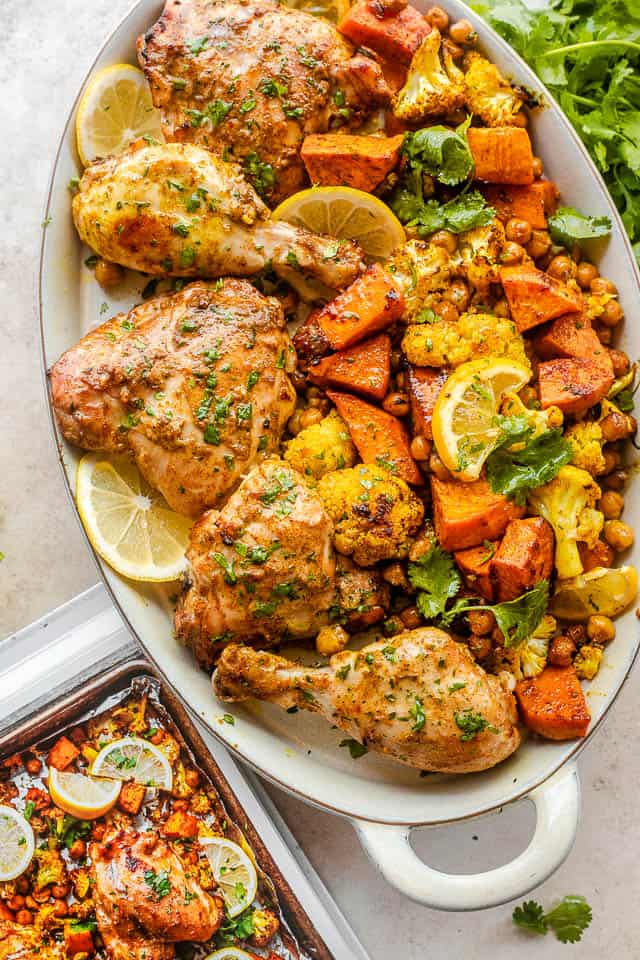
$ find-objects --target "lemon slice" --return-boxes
[48,769,121,820]
[205,950,255,960]
[281,0,349,21]
[0,805,35,882]
[200,837,258,918]
[76,63,164,166]
[432,358,530,481]
[91,737,173,790]
[272,186,405,260]
[550,565,638,621]
[76,454,192,582]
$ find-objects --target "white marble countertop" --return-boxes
[0,2,638,956]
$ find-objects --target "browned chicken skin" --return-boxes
[91,828,223,960]
[0,921,64,960]
[50,280,296,517]
[175,459,389,667]
[138,0,390,203]
[214,628,521,772]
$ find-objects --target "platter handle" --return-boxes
[353,763,579,911]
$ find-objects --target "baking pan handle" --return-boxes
[353,763,580,911]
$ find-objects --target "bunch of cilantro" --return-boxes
[472,0,640,260]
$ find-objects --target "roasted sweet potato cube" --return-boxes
[468,127,534,185]
[454,542,498,601]
[533,313,613,374]
[408,366,448,440]
[491,517,554,602]
[315,264,405,351]
[48,736,80,771]
[431,477,525,552]
[301,134,404,192]
[328,389,422,484]
[64,923,95,957]
[307,334,391,401]
[483,183,548,230]
[500,264,584,332]
[516,666,590,740]
[161,810,200,840]
[578,539,614,573]
[538,357,614,415]
[338,1,431,64]
[118,781,146,816]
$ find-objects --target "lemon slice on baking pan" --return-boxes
[199,837,258,918]
[272,186,406,260]
[48,769,121,820]
[205,950,255,960]
[91,737,173,790]
[76,63,164,166]
[281,0,349,21]
[76,454,192,582]
[0,805,35,881]
[432,358,530,481]
[550,565,638,621]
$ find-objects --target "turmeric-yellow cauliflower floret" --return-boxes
[564,421,606,476]
[574,643,603,681]
[386,240,456,322]
[285,410,357,483]
[401,312,530,370]
[393,28,465,123]
[317,465,424,566]
[462,51,525,126]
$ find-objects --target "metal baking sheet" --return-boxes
[0,585,370,960]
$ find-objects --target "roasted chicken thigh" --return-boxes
[72,143,364,296]
[50,280,296,516]
[214,628,521,772]
[138,0,390,202]
[91,828,223,960]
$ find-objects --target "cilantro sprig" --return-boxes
[486,416,572,506]
[513,895,592,944]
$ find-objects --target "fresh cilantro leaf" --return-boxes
[402,122,474,186]
[513,899,548,934]
[512,895,592,943]
[339,738,368,759]
[408,544,462,620]
[486,427,572,505]
[243,152,276,198]
[441,580,549,647]
[391,186,495,236]
[548,206,612,247]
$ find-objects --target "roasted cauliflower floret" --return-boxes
[386,240,456,322]
[528,465,604,580]
[519,615,556,678]
[501,393,564,440]
[393,28,465,122]
[285,410,357,483]
[402,312,529,370]
[456,219,506,294]
[564,421,606,476]
[34,849,66,891]
[462,51,525,126]
[250,907,280,948]
[574,643,604,681]
[317,465,424,566]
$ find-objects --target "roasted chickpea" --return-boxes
[24,757,42,775]
[410,435,432,461]
[290,369,306,392]
[500,241,526,265]
[449,18,475,43]
[52,900,68,918]
[15,910,33,926]
[299,407,323,430]
[601,411,636,442]
[95,259,124,290]
[565,623,587,647]
[426,4,449,29]
[434,300,459,323]
[15,877,30,895]
[600,490,624,520]
[468,633,492,660]
[69,839,86,860]
[443,38,464,61]
[467,609,496,636]
[604,520,634,551]
[91,822,106,842]
[527,229,552,260]
[382,561,410,590]
[7,896,25,912]
[577,261,598,289]
[591,277,617,296]
[382,392,410,417]
[24,896,38,911]
[399,606,422,630]
[547,254,577,282]
[609,349,630,378]
[531,156,544,179]
[548,634,576,667]
[429,229,457,254]
[601,299,624,328]
[587,615,616,644]
[428,451,451,480]
[506,217,532,246]
[604,468,629,491]
[391,348,402,371]
[69,726,86,745]
[444,280,471,311]
[287,410,303,436]
[184,768,200,788]
[51,884,70,900]
[32,889,51,904]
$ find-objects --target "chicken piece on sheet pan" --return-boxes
[72,143,365,297]
[91,828,223,960]
[137,0,390,203]
[0,921,64,960]
[175,459,390,668]
[214,628,521,772]
[49,280,296,517]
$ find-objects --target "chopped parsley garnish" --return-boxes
[454,710,497,741]
[409,697,426,732]
[212,552,237,585]
[143,869,171,901]
[186,35,209,55]
[23,800,35,821]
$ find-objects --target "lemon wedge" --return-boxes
[76,63,164,166]
[281,0,349,21]
[200,837,258,918]
[76,454,192,582]
[550,565,638,621]
[432,358,531,481]
[91,737,173,790]
[272,186,405,260]
[0,805,35,882]
[206,950,255,960]
[48,769,121,820]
